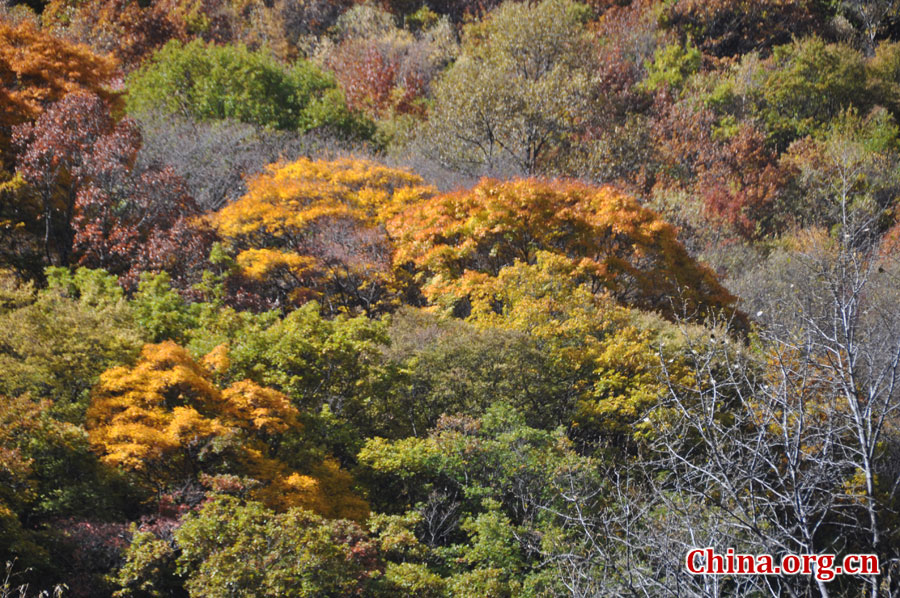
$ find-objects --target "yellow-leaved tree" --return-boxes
[388,178,745,327]
[86,341,368,519]
[459,251,700,446]
[211,157,435,313]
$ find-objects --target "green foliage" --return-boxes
[171,497,382,598]
[130,272,194,343]
[869,40,900,114]
[459,506,523,573]
[384,563,446,598]
[0,267,144,418]
[781,106,900,234]
[0,271,35,315]
[180,301,395,460]
[359,404,608,594]
[45,267,125,308]
[129,269,282,355]
[406,5,440,31]
[420,0,597,174]
[126,40,373,138]
[641,41,702,92]
[19,408,138,519]
[223,301,390,410]
[0,393,141,579]
[359,403,585,515]
[112,530,181,598]
[381,308,581,434]
[712,37,872,149]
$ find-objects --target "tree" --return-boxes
[207,301,396,461]
[41,0,187,68]
[359,404,607,595]
[651,99,790,241]
[0,267,144,415]
[567,0,657,190]
[72,131,211,289]
[380,306,579,436]
[210,157,435,313]
[42,0,354,67]
[13,92,120,267]
[359,403,571,526]
[648,212,900,597]
[660,0,821,59]
[86,341,369,519]
[419,0,598,175]
[840,0,900,56]
[710,37,871,151]
[0,20,117,169]
[388,177,743,325]
[135,113,358,211]
[642,325,857,597]
[0,395,50,570]
[126,40,372,138]
[377,255,699,448]
[697,122,790,240]
[12,93,209,285]
[460,253,699,448]
[0,22,118,276]
[116,496,384,598]
[781,106,900,236]
[323,12,458,121]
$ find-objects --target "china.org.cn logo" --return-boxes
[686,548,880,582]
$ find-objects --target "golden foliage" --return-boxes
[211,157,436,312]
[213,157,434,242]
[199,343,230,376]
[388,178,742,324]
[86,341,367,517]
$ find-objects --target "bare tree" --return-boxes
[532,217,900,598]
[841,0,899,56]
[645,205,900,597]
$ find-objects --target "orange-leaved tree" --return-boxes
[388,178,743,325]
[210,157,435,313]
[86,341,368,519]
[0,20,118,168]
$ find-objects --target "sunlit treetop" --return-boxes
[0,20,117,128]
[210,157,436,312]
[86,341,368,519]
[213,157,435,243]
[389,177,743,325]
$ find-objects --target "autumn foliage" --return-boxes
[389,178,741,323]
[86,341,368,519]
[12,93,208,286]
[0,20,117,168]
[4,0,900,595]
[660,0,822,59]
[211,157,435,312]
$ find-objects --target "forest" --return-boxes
[1,0,900,596]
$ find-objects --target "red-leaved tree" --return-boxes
[13,93,212,287]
